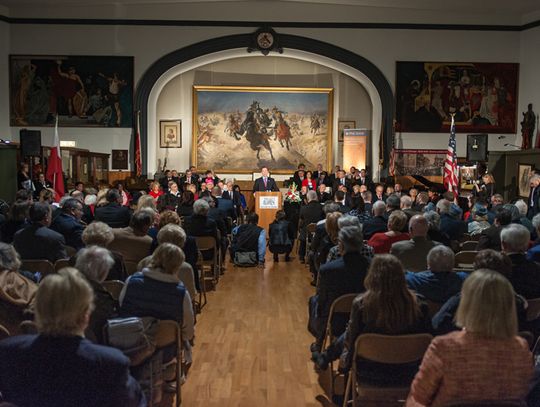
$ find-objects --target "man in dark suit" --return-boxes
[362,200,388,240]
[13,202,67,263]
[94,189,132,229]
[477,207,512,251]
[334,190,351,214]
[50,198,85,250]
[502,223,540,299]
[180,168,198,191]
[184,198,219,261]
[159,170,174,191]
[373,184,386,203]
[253,167,279,192]
[212,187,236,221]
[437,199,467,241]
[0,268,143,407]
[299,191,325,262]
[308,225,369,351]
[354,169,373,191]
[528,174,540,220]
[316,183,331,203]
[34,172,52,199]
[332,170,350,193]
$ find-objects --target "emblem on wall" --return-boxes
[248,27,283,56]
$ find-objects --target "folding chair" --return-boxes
[195,250,207,310]
[454,251,478,271]
[196,236,218,289]
[460,241,478,251]
[65,246,77,257]
[155,320,183,407]
[21,259,55,279]
[124,260,139,276]
[459,233,472,243]
[343,333,433,407]
[102,280,125,301]
[54,258,71,272]
[320,294,357,399]
[527,297,540,321]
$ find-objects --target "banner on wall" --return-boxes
[393,149,446,177]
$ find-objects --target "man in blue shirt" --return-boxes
[230,212,266,266]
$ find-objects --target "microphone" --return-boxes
[504,143,521,148]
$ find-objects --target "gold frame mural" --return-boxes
[192,85,333,173]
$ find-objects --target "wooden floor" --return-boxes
[179,254,335,407]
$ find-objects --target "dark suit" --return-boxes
[34,180,51,198]
[253,176,279,192]
[94,203,132,229]
[362,215,388,240]
[528,186,540,220]
[317,191,331,203]
[13,224,67,263]
[508,253,540,299]
[477,224,504,251]
[50,212,85,250]
[157,192,181,211]
[439,213,467,241]
[215,197,236,220]
[184,214,218,261]
[159,176,174,191]
[298,201,324,260]
[180,176,198,190]
[332,177,350,193]
[0,334,143,407]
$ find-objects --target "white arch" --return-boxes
[146,48,382,177]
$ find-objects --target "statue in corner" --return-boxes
[520,103,536,150]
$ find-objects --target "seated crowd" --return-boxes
[2,163,540,405]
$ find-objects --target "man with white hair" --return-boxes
[528,174,540,219]
[362,200,388,240]
[514,199,535,235]
[405,245,465,303]
[501,223,540,299]
[527,213,540,262]
[401,195,419,221]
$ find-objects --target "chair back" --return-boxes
[196,236,217,252]
[155,320,183,407]
[102,280,125,301]
[454,251,478,270]
[527,297,540,321]
[124,261,139,276]
[65,246,77,257]
[21,259,55,278]
[0,323,10,340]
[354,333,433,364]
[307,223,317,234]
[425,299,443,319]
[54,258,71,272]
[459,233,472,243]
[322,294,357,350]
[460,241,478,251]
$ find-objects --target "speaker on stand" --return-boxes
[466,134,488,163]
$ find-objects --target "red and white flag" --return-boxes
[134,112,142,177]
[46,115,65,201]
[443,115,459,197]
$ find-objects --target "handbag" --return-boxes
[105,316,158,366]
[234,251,258,267]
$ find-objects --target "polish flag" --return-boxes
[46,115,65,201]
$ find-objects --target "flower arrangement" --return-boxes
[285,182,302,203]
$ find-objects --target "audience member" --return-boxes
[368,210,409,254]
[361,190,373,215]
[413,191,430,212]
[230,213,266,266]
[400,195,419,221]
[75,246,117,343]
[269,210,295,262]
[501,223,540,299]
[50,198,85,250]
[0,200,30,243]
[477,207,512,251]
[467,204,490,236]
[437,199,467,241]
[0,268,144,406]
[158,181,181,211]
[13,202,67,263]
[177,190,195,217]
[390,215,439,272]
[405,245,464,304]
[149,181,164,199]
[362,200,388,240]
[298,191,324,263]
[514,199,535,236]
[423,210,450,247]
[184,199,219,262]
[94,189,132,228]
[528,174,540,219]
[408,269,533,406]
[527,213,540,262]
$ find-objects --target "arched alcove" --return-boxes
[134,33,394,177]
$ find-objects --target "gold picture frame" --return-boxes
[338,120,356,142]
[192,85,333,174]
[160,119,181,148]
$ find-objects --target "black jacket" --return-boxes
[362,215,388,240]
[13,224,67,263]
[299,201,324,231]
[184,214,218,242]
[477,224,503,251]
[269,220,294,247]
[94,203,132,229]
[50,212,85,250]
[508,253,540,299]
[253,177,279,192]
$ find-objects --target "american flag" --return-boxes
[134,111,142,177]
[444,115,459,197]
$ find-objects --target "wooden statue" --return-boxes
[521,103,536,149]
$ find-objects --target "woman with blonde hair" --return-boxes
[408,269,533,406]
[148,181,163,200]
[0,268,143,406]
[368,210,410,253]
[473,172,496,200]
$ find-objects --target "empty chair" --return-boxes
[102,280,125,302]
[21,259,55,278]
[454,251,478,270]
[461,241,478,251]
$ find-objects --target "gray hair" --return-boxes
[400,195,413,209]
[500,223,531,253]
[424,210,441,230]
[361,190,372,202]
[323,202,340,215]
[372,200,386,216]
[436,199,451,214]
[338,215,361,229]
[84,194,97,206]
[515,200,528,217]
[193,199,210,215]
[75,246,114,282]
[0,242,21,271]
[338,226,363,253]
[306,190,318,202]
[427,245,455,273]
[533,213,540,231]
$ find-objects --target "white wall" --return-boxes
[155,56,372,171]
[518,26,540,147]
[2,20,528,174]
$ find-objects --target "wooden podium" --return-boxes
[254,191,283,234]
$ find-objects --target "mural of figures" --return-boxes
[10,55,133,127]
[395,62,518,133]
[192,86,333,172]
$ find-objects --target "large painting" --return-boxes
[396,62,518,133]
[10,55,134,127]
[394,149,446,176]
[192,86,333,173]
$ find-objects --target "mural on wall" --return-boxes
[10,55,134,127]
[395,62,519,133]
[193,86,333,173]
[394,149,446,176]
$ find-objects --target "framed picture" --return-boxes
[395,61,519,133]
[393,149,447,176]
[192,85,334,173]
[10,55,134,127]
[518,163,534,198]
[338,120,356,142]
[160,120,182,148]
[111,149,129,170]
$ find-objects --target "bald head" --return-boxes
[409,214,429,238]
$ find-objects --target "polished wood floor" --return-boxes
[180,253,335,407]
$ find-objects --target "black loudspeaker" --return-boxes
[466,134,488,162]
[20,129,42,157]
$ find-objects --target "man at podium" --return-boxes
[253,167,279,192]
